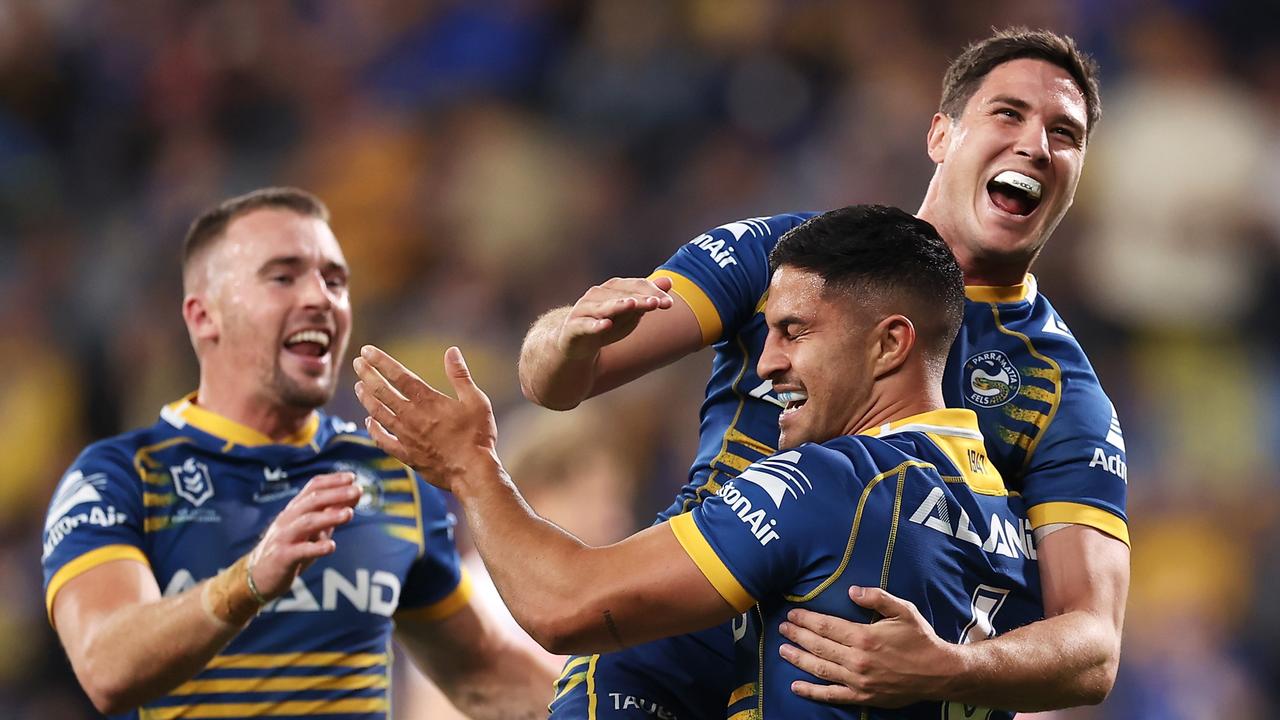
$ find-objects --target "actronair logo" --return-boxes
[1105,406,1126,451]
[686,217,770,269]
[714,451,811,547]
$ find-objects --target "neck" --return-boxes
[845,375,947,437]
[195,373,315,442]
[917,188,1035,288]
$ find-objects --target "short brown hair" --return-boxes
[940,28,1101,137]
[182,187,330,279]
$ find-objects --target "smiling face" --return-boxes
[189,208,352,410]
[756,266,878,450]
[920,58,1089,283]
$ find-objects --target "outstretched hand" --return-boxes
[557,276,674,359]
[778,585,957,707]
[352,345,498,493]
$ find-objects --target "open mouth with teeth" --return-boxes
[987,170,1042,217]
[777,390,808,415]
[283,329,332,358]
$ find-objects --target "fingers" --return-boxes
[570,278,673,321]
[788,680,863,704]
[849,585,914,619]
[444,347,491,409]
[784,607,862,645]
[365,416,410,462]
[354,380,399,430]
[352,357,412,411]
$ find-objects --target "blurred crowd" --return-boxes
[2,0,1279,717]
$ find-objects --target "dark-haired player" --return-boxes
[354,204,1043,720]
[519,27,1129,717]
[41,188,554,719]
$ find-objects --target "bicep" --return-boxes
[590,292,705,396]
[1037,524,1129,628]
[53,558,159,658]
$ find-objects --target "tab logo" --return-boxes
[171,457,214,506]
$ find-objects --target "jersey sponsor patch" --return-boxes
[1105,405,1126,451]
[732,450,810,507]
[43,470,130,560]
[714,481,782,546]
[963,351,1021,408]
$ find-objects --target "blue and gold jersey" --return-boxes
[41,395,472,720]
[670,410,1043,719]
[653,213,1128,544]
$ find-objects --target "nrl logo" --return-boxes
[170,457,215,507]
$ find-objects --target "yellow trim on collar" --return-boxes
[858,408,981,438]
[965,274,1033,303]
[164,393,319,448]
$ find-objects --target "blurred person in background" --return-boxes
[39,188,555,720]
[520,27,1129,719]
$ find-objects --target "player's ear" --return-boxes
[872,314,915,379]
[926,113,951,164]
[183,293,219,345]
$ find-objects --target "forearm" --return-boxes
[945,607,1119,710]
[438,641,557,720]
[71,558,260,713]
[518,307,599,410]
[454,457,603,648]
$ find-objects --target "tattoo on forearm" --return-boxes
[603,610,624,649]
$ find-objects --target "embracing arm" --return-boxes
[518,276,704,410]
[51,474,359,714]
[395,599,560,720]
[779,524,1128,710]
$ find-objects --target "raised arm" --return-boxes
[518,276,704,410]
[355,346,738,654]
[50,474,359,714]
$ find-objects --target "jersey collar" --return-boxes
[964,274,1038,304]
[161,392,321,448]
[858,408,983,440]
[860,408,1004,495]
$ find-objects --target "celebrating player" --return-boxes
[41,188,555,719]
[354,204,1042,719]
[518,28,1128,716]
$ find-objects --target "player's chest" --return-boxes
[138,447,421,586]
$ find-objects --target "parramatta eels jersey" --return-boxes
[669,409,1043,719]
[41,395,473,720]
[651,213,1129,546]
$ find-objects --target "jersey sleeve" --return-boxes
[668,445,845,611]
[395,475,473,620]
[1022,369,1130,546]
[42,443,148,620]
[651,216,802,345]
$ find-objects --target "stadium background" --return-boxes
[2,1,1279,717]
